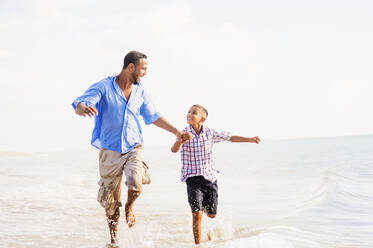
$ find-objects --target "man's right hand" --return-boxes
[75,102,98,117]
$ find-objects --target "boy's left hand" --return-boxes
[251,136,261,144]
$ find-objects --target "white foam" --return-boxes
[204,214,234,241]
[218,232,294,248]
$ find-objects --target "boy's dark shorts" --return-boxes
[186,176,218,215]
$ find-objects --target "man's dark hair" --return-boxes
[123,51,147,69]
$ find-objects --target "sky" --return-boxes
[1,0,372,152]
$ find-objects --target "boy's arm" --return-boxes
[171,132,194,153]
[229,136,260,144]
[171,140,183,153]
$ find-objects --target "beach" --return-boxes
[1,135,372,248]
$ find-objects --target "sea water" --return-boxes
[0,135,372,248]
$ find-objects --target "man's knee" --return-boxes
[125,170,144,192]
[98,178,123,216]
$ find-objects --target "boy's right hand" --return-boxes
[250,136,261,144]
[180,132,194,143]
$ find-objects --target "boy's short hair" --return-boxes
[123,51,147,69]
[192,104,208,118]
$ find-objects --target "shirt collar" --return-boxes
[188,124,205,136]
[112,76,140,103]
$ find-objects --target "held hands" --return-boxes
[179,132,194,144]
[76,103,98,118]
[172,131,194,153]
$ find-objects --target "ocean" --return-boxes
[0,135,372,248]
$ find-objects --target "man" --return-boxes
[72,51,190,247]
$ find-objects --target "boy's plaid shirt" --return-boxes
[180,125,231,182]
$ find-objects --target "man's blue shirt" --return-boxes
[72,76,161,153]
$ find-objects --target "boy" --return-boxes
[171,104,260,245]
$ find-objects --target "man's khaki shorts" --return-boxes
[97,145,150,216]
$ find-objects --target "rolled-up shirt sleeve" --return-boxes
[72,82,104,110]
[140,90,161,125]
[212,129,231,143]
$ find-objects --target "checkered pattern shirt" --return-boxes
[180,125,231,182]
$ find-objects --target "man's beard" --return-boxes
[131,71,139,84]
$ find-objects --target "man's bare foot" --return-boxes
[125,205,136,228]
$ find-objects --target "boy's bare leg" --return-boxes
[125,189,141,228]
[192,211,202,244]
[107,207,120,246]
